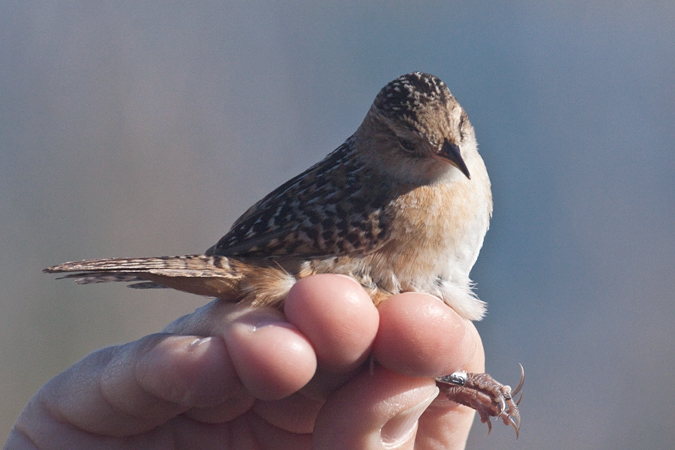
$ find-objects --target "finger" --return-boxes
[249,274,379,434]
[29,333,244,437]
[284,274,379,373]
[415,398,478,450]
[167,301,317,401]
[373,293,482,377]
[313,366,438,450]
[252,393,324,435]
[416,321,485,450]
[133,335,253,425]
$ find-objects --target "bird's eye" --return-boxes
[398,138,416,153]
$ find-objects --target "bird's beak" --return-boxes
[438,140,471,179]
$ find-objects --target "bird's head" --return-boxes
[358,72,477,185]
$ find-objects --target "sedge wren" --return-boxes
[46,72,522,434]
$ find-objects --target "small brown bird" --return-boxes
[46,72,522,434]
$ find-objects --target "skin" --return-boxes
[5,274,484,450]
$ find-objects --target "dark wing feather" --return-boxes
[207,137,396,259]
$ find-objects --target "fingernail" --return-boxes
[381,386,439,445]
[232,309,289,332]
[187,336,211,350]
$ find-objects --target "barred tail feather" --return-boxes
[45,255,235,276]
[44,255,246,299]
[56,273,167,288]
[45,254,298,307]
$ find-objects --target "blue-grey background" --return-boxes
[2,2,674,448]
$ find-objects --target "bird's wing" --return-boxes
[208,138,396,259]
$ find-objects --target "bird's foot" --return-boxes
[436,364,524,438]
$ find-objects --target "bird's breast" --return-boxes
[296,162,492,320]
[373,173,491,291]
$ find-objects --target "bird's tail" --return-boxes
[44,255,263,301]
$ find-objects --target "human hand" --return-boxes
[5,274,484,450]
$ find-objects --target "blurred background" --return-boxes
[1,1,674,448]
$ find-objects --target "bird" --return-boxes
[46,72,522,434]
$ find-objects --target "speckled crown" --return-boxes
[373,72,453,123]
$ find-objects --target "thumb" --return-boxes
[313,366,438,450]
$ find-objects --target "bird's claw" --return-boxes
[436,363,524,438]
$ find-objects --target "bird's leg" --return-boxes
[436,364,524,437]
